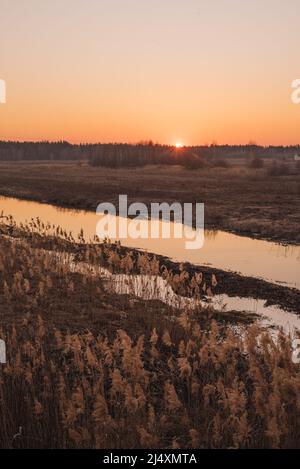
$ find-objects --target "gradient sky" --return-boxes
[0,0,299,145]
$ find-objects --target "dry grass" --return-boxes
[0,159,299,244]
[0,219,300,448]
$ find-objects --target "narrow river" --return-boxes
[1,195,300,333]
[1,195,299,289]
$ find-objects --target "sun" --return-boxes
[175,142,184,148]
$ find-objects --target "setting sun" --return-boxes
[175,142,184,148]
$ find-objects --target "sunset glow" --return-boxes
[0,0,299,145]
[0,1,299,455]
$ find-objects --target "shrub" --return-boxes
[267,162,290,177]
[249,157,264,169]
[211,158,229,168]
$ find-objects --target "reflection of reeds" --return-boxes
[0,215,217,299]
[0,217,300,449]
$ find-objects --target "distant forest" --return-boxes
[0,141,299,168]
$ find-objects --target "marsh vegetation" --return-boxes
[0,218,300,448]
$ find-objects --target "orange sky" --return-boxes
[0,0,299,145]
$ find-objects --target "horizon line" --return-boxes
[0,139,300,148]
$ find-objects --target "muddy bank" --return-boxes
[160,255,300,314]
[0,162,299,245]
[2,222,298,315]
[0,188,299,246]
[108,246,300,314]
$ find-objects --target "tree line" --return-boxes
[0,140,298,168]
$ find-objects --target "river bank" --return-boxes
[1,219,299,318]
[0,160,299,245]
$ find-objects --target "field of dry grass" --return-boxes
[0,219,300,449]
[0,158,299,244]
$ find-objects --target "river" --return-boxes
[1,195,299,332]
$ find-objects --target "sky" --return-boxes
[0,0,299,145]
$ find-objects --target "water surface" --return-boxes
[1,195,299,289]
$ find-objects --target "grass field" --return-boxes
[0,158,299,244]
